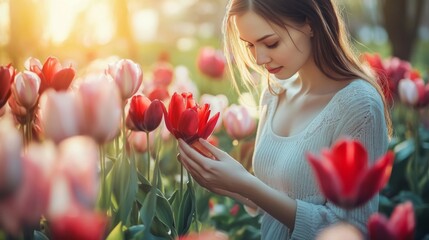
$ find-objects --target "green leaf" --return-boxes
[112,157,138,226]
[34,231,49,240]
[106,222,124,240]
[393,139,415,163]
[124,225,145,240]
[140,186,157,236]
[156,194,177,238]
[177,182,196,235]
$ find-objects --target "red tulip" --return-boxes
[164,92,220,144]
[197,47,226,79]
[152,61,174,87]
[128,95,165,132]
[0,64,15,108]
[50,209,108,240]
[148,86,170,101]
[26,57,75,94]
[306,138,394,209]
[368,201,415,240]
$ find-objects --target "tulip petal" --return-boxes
[389,201,415,240]
[328,140,368,197]
[51,68,75,92]
[169,93,186,129]
[199,112,220,140]
[356,151,394,207]
[368,214,396,240]
[306,152,342,207]
[178,108,198,142]
[143,100,165,132]
[129,95,151,131]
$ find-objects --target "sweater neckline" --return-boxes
[268,79,361,139]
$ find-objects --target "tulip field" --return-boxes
[0,31,428,240]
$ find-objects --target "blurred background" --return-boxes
[0,0,428,74]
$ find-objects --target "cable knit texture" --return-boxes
[252,79,389,240]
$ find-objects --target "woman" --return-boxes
[177,0,391,239]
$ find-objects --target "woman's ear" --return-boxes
[305,19,313,37]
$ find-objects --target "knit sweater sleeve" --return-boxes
[290,82,389,239]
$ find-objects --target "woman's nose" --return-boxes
[255,48,271,66]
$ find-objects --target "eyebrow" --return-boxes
[240,34,275,43]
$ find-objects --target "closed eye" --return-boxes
[267,42,279,49]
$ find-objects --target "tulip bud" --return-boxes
[197,47,226,79]
[12,71,41,110]
[107,59,143,100]
[223,104,256,140]
[0,64,15,109]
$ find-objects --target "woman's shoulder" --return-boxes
[336,79,384,109]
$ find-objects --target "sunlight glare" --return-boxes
[0,1,9,45]
[82,3,115,46]
[44,0,89,44]
[132,9,158,42]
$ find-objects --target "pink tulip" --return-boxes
[0,117,23,197]
[368,201,415,240]
[128,131,156,153]
[306,138,394,209]
[48,174,107,240]
[223,104,257,140]
[398,78,429,108]
[0,141,56,235]
[12,71,41,110]
[0,64,15,108]
[39,89,83,143]
[197,47,226,79]
[56,136,100,208]
[25,57,75,94]
[107,59,143,100]
[77,74,122,143]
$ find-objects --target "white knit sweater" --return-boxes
[252,79,389,239]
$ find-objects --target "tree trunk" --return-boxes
[381,0,426,61]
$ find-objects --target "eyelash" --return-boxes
[246,42,279,49]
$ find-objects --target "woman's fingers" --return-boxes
[198,138,228,160]
[178,139,214,169]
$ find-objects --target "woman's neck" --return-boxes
[296,58,351,95]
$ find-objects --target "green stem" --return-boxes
[101,144,106,207]
[180,163,184,199]
[121,108,127,162]
[188,173,199,232]
[146,132,151,182]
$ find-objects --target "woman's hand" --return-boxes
[177,138,251,196]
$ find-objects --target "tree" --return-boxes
[380,0,427,61]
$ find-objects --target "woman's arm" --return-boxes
[177,138,298,229]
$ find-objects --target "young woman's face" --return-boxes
[235,10,313,79]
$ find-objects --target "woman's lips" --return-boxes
[266,66,283,74]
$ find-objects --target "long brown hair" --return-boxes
[222,0,392,136]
